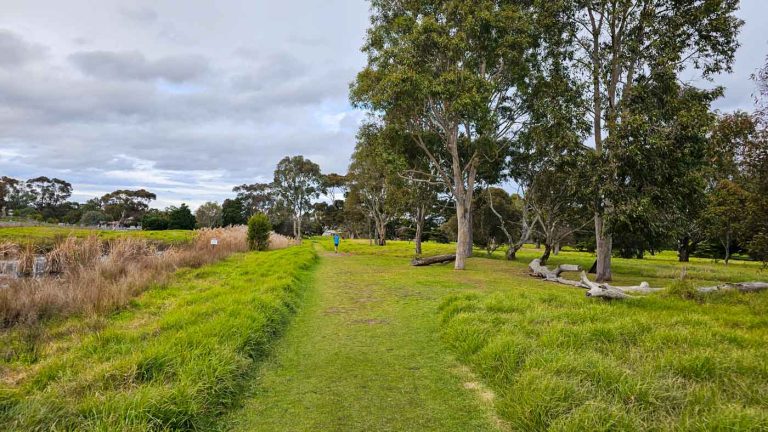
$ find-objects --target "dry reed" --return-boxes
[0,226,248,327]
[267,232,298,250]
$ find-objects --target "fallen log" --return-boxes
[528,259,581,280]
[696,282,768,294]
[411,254,456,266]
[580,271,634,299]
[526,259,768,300]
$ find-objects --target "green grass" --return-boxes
[313,239,768,430]
[3,237,766,430]
[0,226,195,248]
[226,242,500,431]
[0,245,317,431]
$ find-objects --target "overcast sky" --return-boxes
[1,1,766,209]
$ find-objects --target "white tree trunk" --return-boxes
[595,214,612,282]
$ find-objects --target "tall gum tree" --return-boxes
[347,123,407,246]
[272,156,324,243]
[351,0,550,269]
[566,0,741,281]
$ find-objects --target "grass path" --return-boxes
[226,246,500,431]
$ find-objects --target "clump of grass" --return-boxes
[439,283,768,430]
[0,245,317,431]
[0,226,248,327]
[666,278,700,300]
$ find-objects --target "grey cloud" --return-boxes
[2,0,759,209]
[68,50,208,82]
[230,53,309,90]
[0,29,47,68]
[119,6,158,24]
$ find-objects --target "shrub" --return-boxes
[141,213,168,230]
[248,213,271,251]
[167,204,196,230]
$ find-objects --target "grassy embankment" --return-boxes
[0,245,317,431]
[0,226,195,249]
[312,239,767,430]
[1,227,247,327]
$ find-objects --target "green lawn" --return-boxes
[0,246,317,431]
[225,243,499,431]
[268,239,766,431]
[0,226,195,248]
[2,238,766,431]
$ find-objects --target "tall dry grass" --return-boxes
[0,226,248,327]
[268,232,298,250]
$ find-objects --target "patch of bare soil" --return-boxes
[453,365,510,432]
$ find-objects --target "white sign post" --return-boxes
[210,238,218,247]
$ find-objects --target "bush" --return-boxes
[247,213,271,251]
[167,204,196,230]
[141,213,169,231]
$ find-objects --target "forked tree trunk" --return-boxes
[595,214,612,282]
[376,219,387,246]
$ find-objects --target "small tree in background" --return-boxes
[167,204,196,230]
[272,155,324,242]
[248,213,271,251]
[195,201,223,228]
[222,198,247,226]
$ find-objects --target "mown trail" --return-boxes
[226,246,500,431]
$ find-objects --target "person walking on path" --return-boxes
[333,233,341,253]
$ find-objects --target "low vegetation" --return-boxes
[0,245,317,431]
[0,226,196,249]
[427,252,768,430]
[1,227,247,327]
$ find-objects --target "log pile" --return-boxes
[528,259,768,300]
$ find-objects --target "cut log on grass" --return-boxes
[411,254,456,266]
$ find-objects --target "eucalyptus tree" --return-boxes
[380,126,443,255]
[0,176,20,216]
[675,111,754,262]
[26,176,72,213]
[347,123,407,246]
[233,182,274,217]
[351,0,551,269]
[99,189,157,226]
[473,187,522,257]
[272,155,324,242]
[195,202,223,228]
[565,0,741,280]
